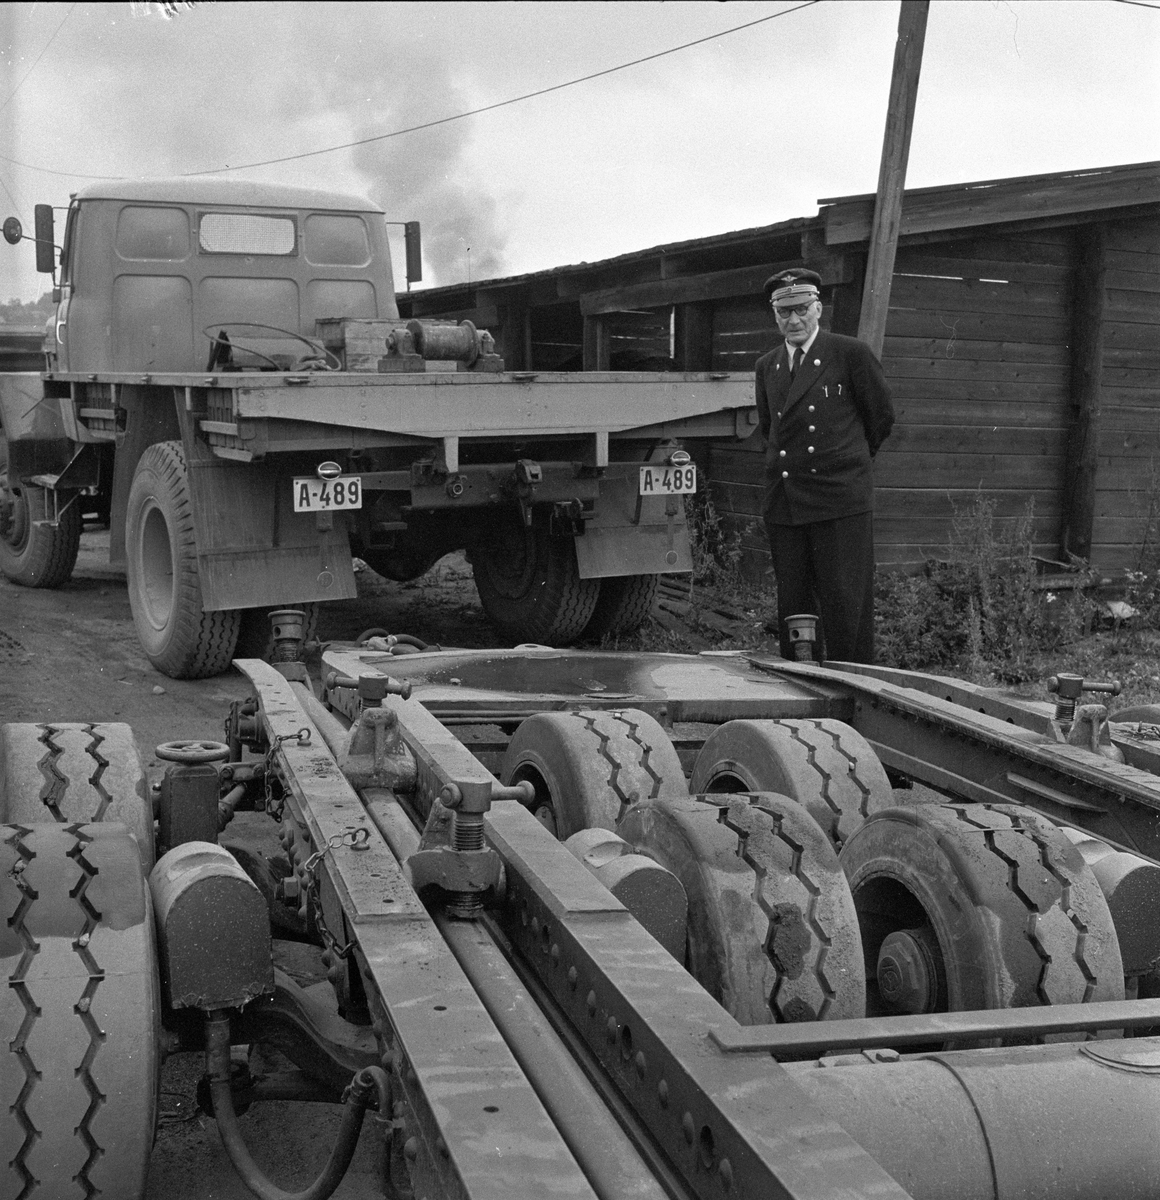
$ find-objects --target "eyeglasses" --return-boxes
[773,302,816,319]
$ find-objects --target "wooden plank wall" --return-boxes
[1092,215,1160,568]
[706,231,1080,576]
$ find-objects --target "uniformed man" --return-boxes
[755,269,894,663]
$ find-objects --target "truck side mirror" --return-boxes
[2,216,21,246]
[34,204,55,274]
[404,221,422,285]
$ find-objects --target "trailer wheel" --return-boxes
[0,438,81,588]
[690,718,893,851]
[582,574,659,640]
[470,511,600,645]
[126,440,240,679]
[620,794,865,1023]
[0,822,159,1200]
[234,602,320,661]
[501,708,687,839]
[839,803,1124,1019]
[0,721,155,872]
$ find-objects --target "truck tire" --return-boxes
[234,603,320,661]
[125,440,240,679]
[0,822,159,1200]
[0,438,81,588]
[502,708,687,839]
[582,574,659,641]
[470,511,600,646]
[839,803,1124,1020]
[690,718,893,851]
[619,794,865,1024]
[0,721,155,871]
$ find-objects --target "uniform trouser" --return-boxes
[767,512,876,663]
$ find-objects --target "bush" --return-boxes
[875,494,1094,682]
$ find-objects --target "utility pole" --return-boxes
[856,0,929,359]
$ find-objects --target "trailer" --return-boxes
[6,620,1160,1199]
[0,181,753,679]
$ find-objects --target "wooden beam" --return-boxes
[582,315,610,370]
[856,0,930,358]
[1059,223,1108,562]
[674,302,714,371]
[581,262,798,317]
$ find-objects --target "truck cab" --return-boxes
[52,179,398,374]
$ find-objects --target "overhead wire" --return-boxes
[0,1,822,182]
[0,3,78,118]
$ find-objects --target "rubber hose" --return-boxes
[206,1015,389,1200]
[390,633,430,650]
[355,627,392,645]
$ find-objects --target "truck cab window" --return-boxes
[198,212,296,256]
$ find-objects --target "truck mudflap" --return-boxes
[574,472,692,578]
[185,442,356,611]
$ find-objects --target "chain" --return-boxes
[302,827,370,960]
[262,727,312,820]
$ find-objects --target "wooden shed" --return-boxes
[398,161,1160,577]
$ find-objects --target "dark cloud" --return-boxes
[325,53,508,285]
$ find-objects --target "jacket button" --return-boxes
[810,468,817,474]
[776,411,782,418]
[808,405,815,412]
[779,450,786,458]
[781,471,789,478]
[807,446,815,454]
[808,425,815,432]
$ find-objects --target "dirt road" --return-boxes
[0,531,499,1198]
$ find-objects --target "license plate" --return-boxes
[639,464,697,496]
[292,475,363,512]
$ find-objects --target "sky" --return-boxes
[1,0,1158,302]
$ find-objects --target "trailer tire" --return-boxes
[234,603,320,661]
[0,721,154,871]
[502,708,687,839]
[619,794,865,1023]
[126,440,240,679]
[839,803,1124,1020]
[470,511,600,646]
[690,718,893,851]
[0,822,159,1200]
[0,438,81,587]
[582,574,659,640]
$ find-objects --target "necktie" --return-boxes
[789,349,798,378]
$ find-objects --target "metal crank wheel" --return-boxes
[689,718,893,850]
[501,708,687,839]
[0,721,155,871]
[470,507,600,646]
[838,803,1125,1020]
[155,739,231,765]
[125,440,240,679]
[0,822,159,1200]
[618,793,865,1023]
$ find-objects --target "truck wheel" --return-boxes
[582,574,659,640]
[234,603,320,661]
[0,721,155,871]
[126,440,240,679]
[0,822,159,1200]
[690,718,893,851]
[619,794,865,1023]
[470,512,600,645]
[502,708,687,839]
[839,803,1124,1019]
[0,438,80,588]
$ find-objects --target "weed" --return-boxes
[875,494,1094,683]
[686,491,746,593]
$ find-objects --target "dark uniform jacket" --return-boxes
[755,330,895,526]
